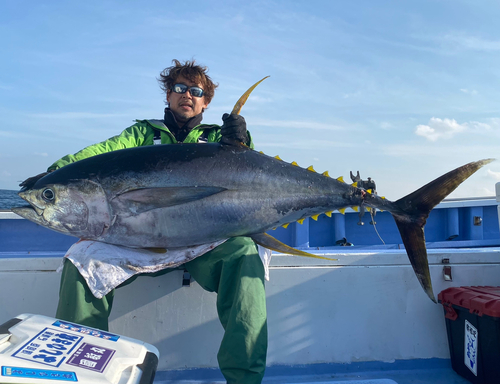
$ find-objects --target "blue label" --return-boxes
[12,328,83,368]
[52,320,120,342]
[2,366,78,381]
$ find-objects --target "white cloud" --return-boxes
[415,117,467,141]
[460,88,478,95]
[256,138,353,150]
[252,118,347,131]
[34,152,49,157]
[29,112,127,119]
[248,95,273,103]
[444,33,500,52]
[380,122,393,130]
[415,117,500,142]
[468,121,492,131]
[486,169,500,181]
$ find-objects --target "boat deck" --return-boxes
[154,359,470,383]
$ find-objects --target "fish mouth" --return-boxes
[11,205,47,224]
[11,191,47,222]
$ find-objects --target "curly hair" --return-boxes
[158,59,218,105]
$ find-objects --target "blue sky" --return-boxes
[1,0,500,199]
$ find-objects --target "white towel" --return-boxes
[59,240,272,299]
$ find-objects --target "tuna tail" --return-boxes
[391,159,494,303]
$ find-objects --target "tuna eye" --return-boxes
[42,188,55,201]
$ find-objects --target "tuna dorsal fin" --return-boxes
[115,186,226,214]
[231,76,270,115]
[250,233,337,261]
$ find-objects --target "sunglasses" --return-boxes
[171,83,204,98]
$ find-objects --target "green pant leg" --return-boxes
[185,237,267,384]
[55,260,174,331]
[55,259,115,331]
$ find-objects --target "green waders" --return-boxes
[56,237,267,384]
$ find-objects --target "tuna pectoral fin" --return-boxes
[143,248,168,253]
[250,233,337,261]
[392,158,494,303]
[116,186,226,213]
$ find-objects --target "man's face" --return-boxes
[167,75,209,124]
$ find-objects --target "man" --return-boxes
[21,60,267,384]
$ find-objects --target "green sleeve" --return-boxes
[48,123,152,171]
[247,130,255,149]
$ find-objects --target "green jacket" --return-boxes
[49,119,254,171]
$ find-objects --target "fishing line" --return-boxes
[370,209,385,245]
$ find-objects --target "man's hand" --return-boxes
[19,171,52,191]
[221,113,248,145]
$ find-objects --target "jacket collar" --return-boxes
[163,108,203,142]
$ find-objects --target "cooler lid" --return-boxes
[438,286,500,317]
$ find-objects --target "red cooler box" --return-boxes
[438,286,500,384]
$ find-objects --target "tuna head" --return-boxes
[12,179,111,239]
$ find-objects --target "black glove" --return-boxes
[221,113,248,144]
[19,171,52,191]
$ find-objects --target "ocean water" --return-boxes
[0,189,25,210]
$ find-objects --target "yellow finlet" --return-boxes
[352,206,359,212]
[322,171,330,177]
[338,208,346,215]
[367,189,373,194]
[337,176,344,183]
[351,182,358,188]
[231,76,270,115]
[291,161,299,166]
[311,214,319,221]
[325,211,333,217]
[297,218,305,225]
[259,151,264,154]
[282,223,290,229]
[274,155,283,161]
[307,165,316,172]
[366,207,372,212]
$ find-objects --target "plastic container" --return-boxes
[0,313,159,383]
[438,286,500,384]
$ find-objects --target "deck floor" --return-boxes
[153,359,472,384]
